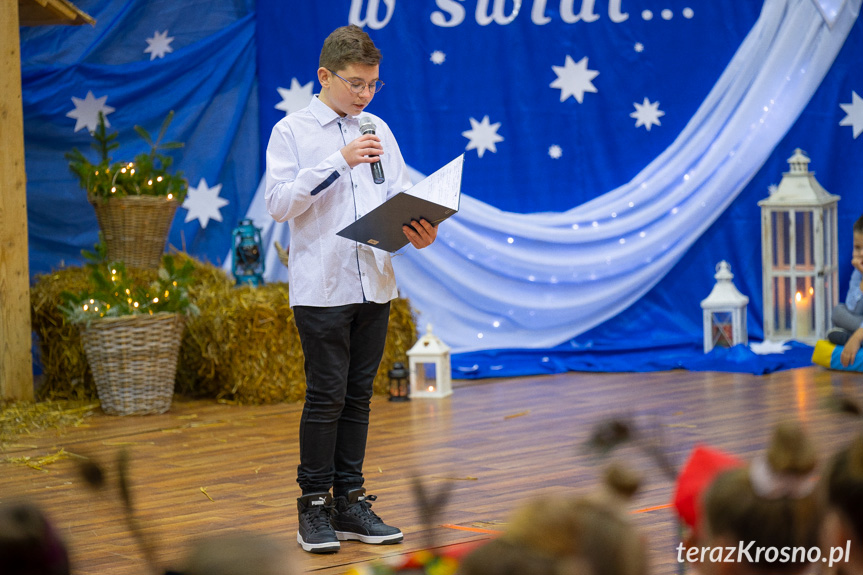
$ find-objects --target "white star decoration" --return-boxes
[550,55,599,104]
[630,98,665,131]
[275,79,314,116]
[66,91,116,132]
[430,50,446,64]
[462,116,504,158]
[144,30,174,60]
[183,178,229,229]
[548,145,562,159]
[839,91,863,138]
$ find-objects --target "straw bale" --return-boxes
[177,283,418,403]
[378,296,418,395]
[176,282,303,403]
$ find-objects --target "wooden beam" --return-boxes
[18,0,95,27]
[1,0,35,400]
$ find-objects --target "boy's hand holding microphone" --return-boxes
[339,117,385,185]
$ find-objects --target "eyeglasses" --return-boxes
[328,70,384,94]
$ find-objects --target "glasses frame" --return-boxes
[328,70,384,95]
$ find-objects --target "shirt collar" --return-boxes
[309,95,360,128]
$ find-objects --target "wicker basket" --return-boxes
[80,312,186,415]
[90,195,179,270]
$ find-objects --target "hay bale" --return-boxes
[177,283,418,403]
[30,266,95,400]
[176,282,303,403]
[378,296,417,395]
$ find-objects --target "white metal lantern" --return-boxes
[758,149,840,344]
[700,261,749,353]
[407,324,452,398]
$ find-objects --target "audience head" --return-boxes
[458,463,646,575]
[177,532,301,575]
[823,433,863,571]
[0,501,70,575]
[700,421,823,574]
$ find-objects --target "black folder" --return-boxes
[337,154,464,253]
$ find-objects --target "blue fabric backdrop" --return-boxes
[21,0,259,272]
[20,0,863,377]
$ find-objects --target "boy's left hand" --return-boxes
[403,218,437,249]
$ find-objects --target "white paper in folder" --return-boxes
[336,154,464,252]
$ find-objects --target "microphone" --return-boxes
[358,116,385,184]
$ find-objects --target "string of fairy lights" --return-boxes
[87,162,180,199]
[61,257,197,324]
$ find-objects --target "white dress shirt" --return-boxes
[265,96,413,307]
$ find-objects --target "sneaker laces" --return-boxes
[349,494,384,525]
[304,502,336,534]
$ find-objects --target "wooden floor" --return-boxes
[2,366,861,575]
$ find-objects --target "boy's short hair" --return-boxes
[320,24,381,71]
[854,214,863,233]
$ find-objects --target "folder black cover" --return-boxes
[337,154,464,253]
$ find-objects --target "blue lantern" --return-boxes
[232,219,265,287]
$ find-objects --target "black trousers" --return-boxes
[293,302,391,496]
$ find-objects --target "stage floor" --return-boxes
[2,366,860,575]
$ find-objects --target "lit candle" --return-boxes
[794,292,811,338]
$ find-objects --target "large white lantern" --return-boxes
[758,149,840,344]
[407,324,452,399]
[701,261,749,353]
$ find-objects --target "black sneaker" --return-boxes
[828,328,851,346]
[297,492,340,554]
[331,488,404,545]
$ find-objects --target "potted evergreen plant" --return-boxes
[60,254,198,415]
[67,112,187,270]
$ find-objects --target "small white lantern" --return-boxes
[758,149,840,344]
[407,324,452,398]
[701,261,750,353]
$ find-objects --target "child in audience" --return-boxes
[828,214,863,367]
[697,421,823,575]
[457,464,646,575]
[173,532,302,575]
[823,433,863,575]
[0,501,70,575]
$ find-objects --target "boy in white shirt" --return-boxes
[265,24,436,554]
